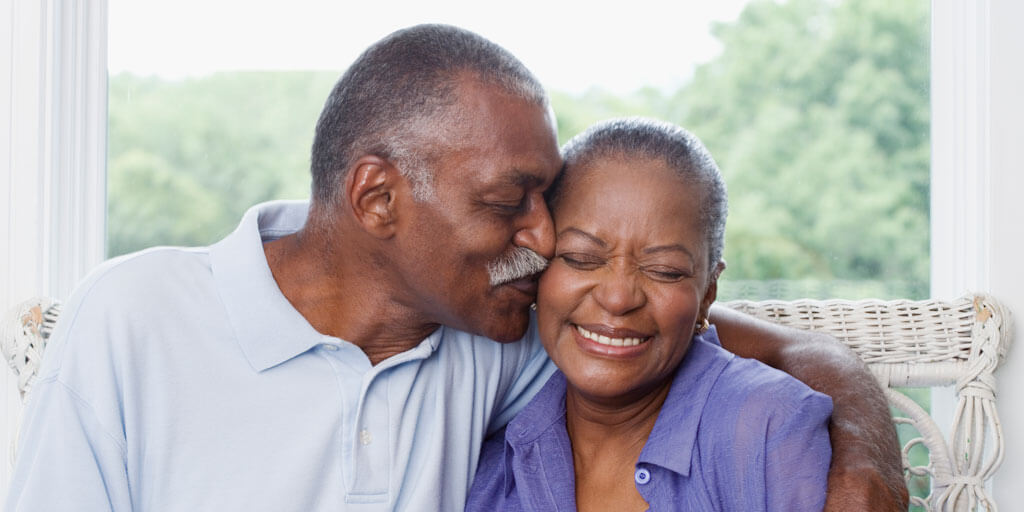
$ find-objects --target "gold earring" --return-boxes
[695,317,710,335]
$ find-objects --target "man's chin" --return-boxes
[479,311,531,343]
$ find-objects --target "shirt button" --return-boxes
[359,429,373,445]
[321,344,338,351]
[635,467,651,485]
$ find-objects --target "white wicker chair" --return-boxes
[0,294,1014,511]
[1,297,61,401]
[725,293,1012,512]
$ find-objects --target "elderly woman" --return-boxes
[466,118,832,511]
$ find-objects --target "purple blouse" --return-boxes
[466,327,833,511]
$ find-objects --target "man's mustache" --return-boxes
[487,247,549,286]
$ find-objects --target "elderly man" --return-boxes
[6,25,906,511]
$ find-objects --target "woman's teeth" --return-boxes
[576,325,648,347]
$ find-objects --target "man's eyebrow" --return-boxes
[557,227,606,248]
[507,170,545,188]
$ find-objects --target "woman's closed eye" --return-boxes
[558,253,604,270]
[642,265,691,282]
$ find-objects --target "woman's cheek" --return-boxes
[537,264,579,351]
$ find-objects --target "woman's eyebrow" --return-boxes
[643,244,695,263]
[556,227,606,247]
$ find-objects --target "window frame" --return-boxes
[0,0,107,497]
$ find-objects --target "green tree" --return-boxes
[551,0,929,300]
[671,0,930,296]
[107,72,338,255]
[110,0,930,302]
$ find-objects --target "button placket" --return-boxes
[349,374,390,497]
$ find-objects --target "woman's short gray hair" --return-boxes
[551,117,728,269]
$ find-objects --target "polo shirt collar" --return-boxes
[210,200,335,372]
[638,326,733,477]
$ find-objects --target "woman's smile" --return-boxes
[571,324,653,360]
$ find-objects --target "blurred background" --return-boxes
[107,0,931,303]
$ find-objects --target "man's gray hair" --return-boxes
[551,117,728,269]
[310,24,548,205]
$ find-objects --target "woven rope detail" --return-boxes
[0,298,61,401]
[931,296,1009,512]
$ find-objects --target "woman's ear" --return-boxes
[346,156,401,239]
[699,260,727,321]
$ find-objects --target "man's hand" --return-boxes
[709,304,909,511]
[825,455,909,511]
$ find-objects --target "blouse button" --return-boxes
[634,467,651,485]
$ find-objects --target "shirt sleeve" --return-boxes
[763,386,833,512]
[5,379,131,511]
[712,365,832,512]
[5,263,134,512]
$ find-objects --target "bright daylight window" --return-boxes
[108,0,930,304]
[109,0,930,505]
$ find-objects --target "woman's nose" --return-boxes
[591,265,646,316]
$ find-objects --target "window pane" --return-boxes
[108,0,930,302]
[107,72,327,255]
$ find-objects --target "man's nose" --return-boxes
[513,194,555,259]
[592,265,646,316]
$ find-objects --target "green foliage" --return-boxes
[107,72,337,255]
[552,0,930,299]
[893,387,932,510]
[109,0,931,302]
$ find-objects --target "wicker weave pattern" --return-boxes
[725,294,1013,512]
[723,297,978,364]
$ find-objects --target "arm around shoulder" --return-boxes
[709,304,909,511]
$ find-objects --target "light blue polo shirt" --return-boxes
[6,201,554,511]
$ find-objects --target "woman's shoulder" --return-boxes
[700,339,833,424]
[682,338,832,511]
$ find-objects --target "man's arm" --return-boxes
[709,304,909,512]
[7,378,129,511]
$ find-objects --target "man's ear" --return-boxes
[345,155,402,238]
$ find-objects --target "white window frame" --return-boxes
[930,0,1024,503]
[3,0,1023,502]
[0,0,107,496]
